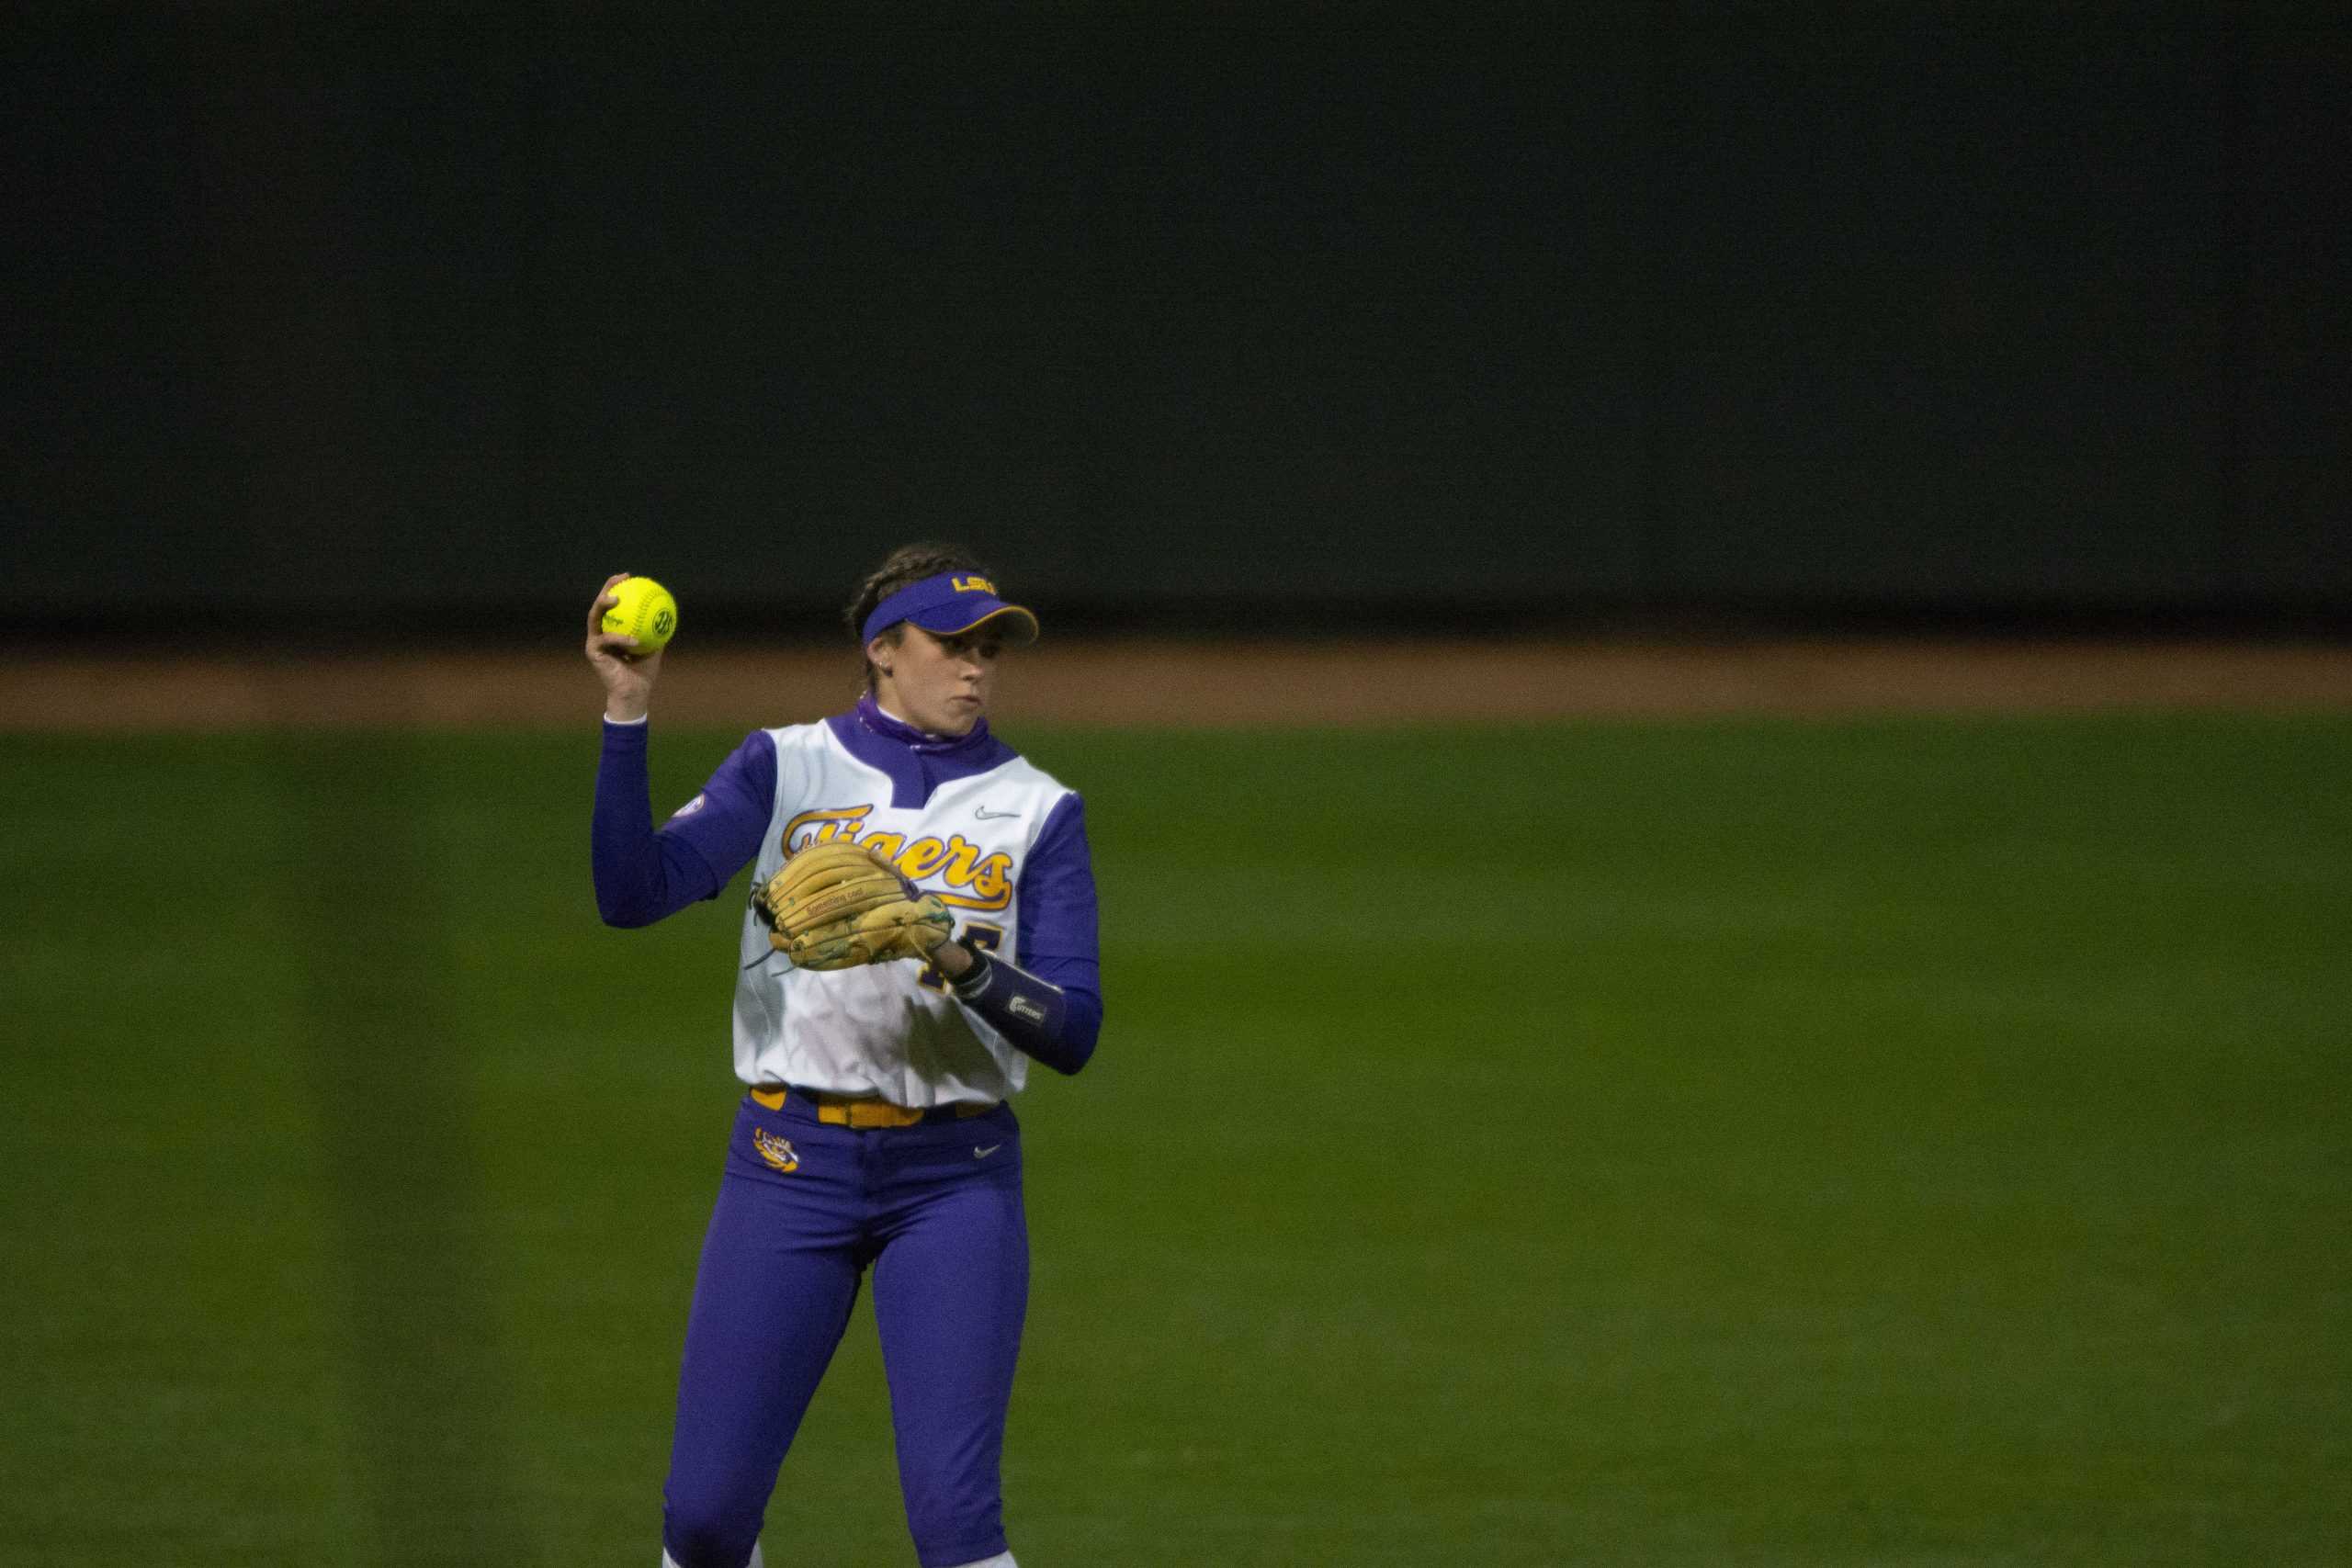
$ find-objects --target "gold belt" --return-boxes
[751,1087,993,1128]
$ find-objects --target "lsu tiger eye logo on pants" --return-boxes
[753,1129,800,1173]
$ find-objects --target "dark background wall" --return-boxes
[10,3,2347,640]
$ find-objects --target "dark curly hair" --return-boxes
[844,541,995,691]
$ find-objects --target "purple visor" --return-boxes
[859,570,1040,648]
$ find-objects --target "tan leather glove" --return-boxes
[751,841,954,971]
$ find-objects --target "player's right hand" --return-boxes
[586,570,662,721]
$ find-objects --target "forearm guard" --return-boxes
[950,947,1092,1075]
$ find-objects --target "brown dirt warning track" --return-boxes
[4,639,2351,732]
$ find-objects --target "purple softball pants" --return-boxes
[661,1093,1029,1568]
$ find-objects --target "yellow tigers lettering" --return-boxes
[776,807,1014,911]
[896,839,951,879]
[781,806,872,853]
[948,852,1013,909]
[942,835,981,884]
[909,834,1014,909]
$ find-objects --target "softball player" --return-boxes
[585,544,1103,1568]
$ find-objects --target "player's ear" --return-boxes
[866,627,902,676]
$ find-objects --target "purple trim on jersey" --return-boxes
[825,694,1019,810]
[858,571,1039,648]
[1008,792,1103,1071]
[593,723,775,927]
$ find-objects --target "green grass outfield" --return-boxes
[3,715,2346,1566]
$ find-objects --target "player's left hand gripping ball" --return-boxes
[601,575,678,657]
[752,842,953,970]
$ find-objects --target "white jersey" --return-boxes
[729,719,1077,1106]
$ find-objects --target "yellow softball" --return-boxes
[602,575,678,655]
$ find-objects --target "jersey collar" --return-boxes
[854,692,997,754]
[827,693,1018,808]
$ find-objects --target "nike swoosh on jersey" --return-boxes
[973,1144,1003,1158]
[974,806,1020,819]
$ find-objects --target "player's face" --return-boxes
[874,624,1003,735]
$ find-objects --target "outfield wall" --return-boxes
[12,5,2349,630]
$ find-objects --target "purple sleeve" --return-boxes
[1003,791,1103,1071]
[592,723,775,928]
